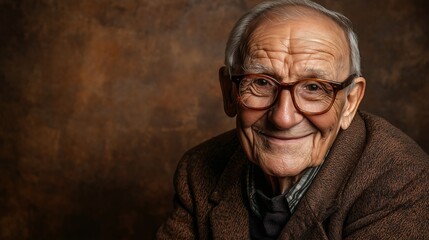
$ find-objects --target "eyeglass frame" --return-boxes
[230,73,358,116]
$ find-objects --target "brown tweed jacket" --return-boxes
[157,112,429,239]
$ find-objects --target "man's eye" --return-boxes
[300,81,333,96]
[254,78,270,86]
[305,83,322,91]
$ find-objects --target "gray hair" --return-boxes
[224,0,361,77]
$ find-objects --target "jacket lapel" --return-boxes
[279,113,366,239]
[208,148,249,239]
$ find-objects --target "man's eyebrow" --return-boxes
[299,68,331,79]
[242,64,332,80]
[242,63,274,74]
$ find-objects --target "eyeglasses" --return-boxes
[230,73,357,115]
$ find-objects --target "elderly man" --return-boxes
[157,0,429,239]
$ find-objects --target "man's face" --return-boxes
[234,13,353,178]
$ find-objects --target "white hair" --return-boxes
[224,0,361,77]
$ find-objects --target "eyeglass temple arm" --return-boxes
[340,73,358,89]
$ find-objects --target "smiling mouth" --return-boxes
[255,129,312,142]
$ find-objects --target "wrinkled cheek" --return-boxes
[236,108,267,130]
[236,124,257,164]
[308,103,344,165]
[308,102,343,136]
[236,109,267,162]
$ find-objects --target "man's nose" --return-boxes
[268,90,303,129]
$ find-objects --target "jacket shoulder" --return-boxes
[352,111,429,194]
[174,130,240,197]
[341,112,429,237]
[359,111,428,164]
[157,130,241,239]
[181,129,240,173]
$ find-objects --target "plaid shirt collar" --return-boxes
[247,161,323,218]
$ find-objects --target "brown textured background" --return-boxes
[0,0,428,239]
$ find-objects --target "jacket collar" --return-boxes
[208,146,249,239]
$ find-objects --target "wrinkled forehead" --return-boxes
[242,6,350,74]
[248,5,348,44]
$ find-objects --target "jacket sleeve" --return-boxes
[156,155,196,239]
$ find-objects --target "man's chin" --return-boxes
[256,153,312,177]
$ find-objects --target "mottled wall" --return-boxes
[0,0,428,239]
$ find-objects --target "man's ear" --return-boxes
[340,76,366,130]
[218,66,237,117]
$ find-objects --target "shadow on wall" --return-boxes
[0,0,428,239]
